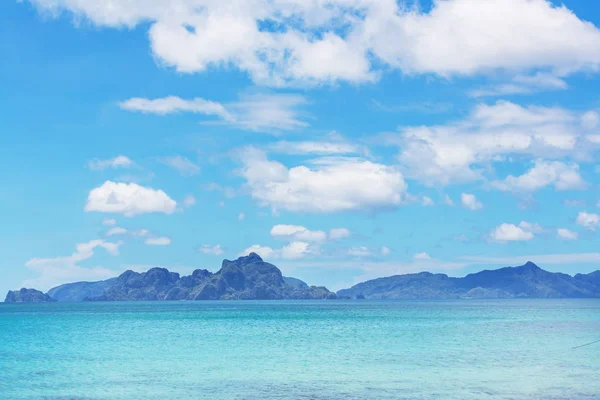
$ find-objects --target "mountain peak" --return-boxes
[238,252,264,263]
[522,261,541,270]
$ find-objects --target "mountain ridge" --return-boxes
[337,261,600,299]
[5,258,600,302]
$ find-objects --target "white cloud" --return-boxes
[106,227,128,237]
[102,218,117,226]
[491,160,585,192]
[23,239,122,290]
[183,195,196,207]
[238,147,407,213]
[122,93,308,133]
[348,246,373,257]
[269,140,363,156]
[159,156,200,176]
[221,93,309,132]
[28,0,600,86]
[238,242,314,260]
[280,241,313,260]
[237,212,246,221]
[414,252,431,260]
[421,196,434,206]
[239,245,276,260]
[380,246,391,256]
[85,181,177,216]
[557,228,578,240]
[144,236,171,246]
[489,222,537,242]
[87,155,133,171]
[270,224,327,243]
[469,73,568,98]
[443,195,454,206]
[329,228,351,240]
[461,193,483,211]
[119,96,232,120]
[198,244,225,256]
[576,211,600,231]
[391,101,600,186]
[133,229,150,237]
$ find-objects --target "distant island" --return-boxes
[5,253,335,303]
[5,256,600,303]
[338,261,600,299]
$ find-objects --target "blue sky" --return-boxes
[3,0,600,295]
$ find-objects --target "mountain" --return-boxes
[41,253,332,301]
[48,278,117,302]
[5,288,56,303]
[283,276,309,288]
[337,262,600,299]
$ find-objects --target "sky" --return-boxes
[2,0,600,295]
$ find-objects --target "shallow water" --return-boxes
[1,300,599,399]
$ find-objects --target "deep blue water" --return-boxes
[1,300,599,399]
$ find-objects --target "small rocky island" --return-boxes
[5,288,56,303]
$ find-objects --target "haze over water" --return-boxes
[1,300,599,400]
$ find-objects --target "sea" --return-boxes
[0,300,599,400]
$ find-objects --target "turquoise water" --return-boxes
[1,300,599,400]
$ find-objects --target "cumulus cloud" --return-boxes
[159,156,201,176]
[380,246,391,256]
[87,155,133,171]
[389,101,600,186]
[198,244,225,256]
[461,193,483,211]
[102,218,117,226]
[270,224,327,243]
[576,211,600,231]
[85,181,177,216]
[489,221,540,242]
[237,212,246,221]
[23,239,122,290]
[491,160,585,192]
[25,0,600,86]
[557,228,578,240]
[145,237,171,246]
[237,147,407,213]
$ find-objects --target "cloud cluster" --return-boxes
[491,160,585,192]
[23,239,122,290]
[391,101,600,186]
[238,147,407,213]
[26,0,600,86]
[85,181,177,216]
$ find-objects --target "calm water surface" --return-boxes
[1,300,599,400]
